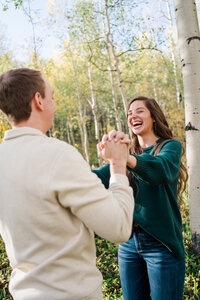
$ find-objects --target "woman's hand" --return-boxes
[97,130,130,165]
[97,139,128,163]
[102,130,131,145]
[97,130,137,170]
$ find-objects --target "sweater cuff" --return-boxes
[110,174,129,186]
[128,154,148,174]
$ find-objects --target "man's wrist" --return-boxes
[110,160,127,175]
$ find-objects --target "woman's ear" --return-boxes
[33,92,44,111]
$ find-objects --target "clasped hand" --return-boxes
[97,130,130,164]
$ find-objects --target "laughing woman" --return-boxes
[93,96,188,300]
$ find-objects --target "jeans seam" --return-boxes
[133,232,142,255]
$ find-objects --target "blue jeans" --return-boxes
[118,226,185,300]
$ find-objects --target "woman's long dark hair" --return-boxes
[127,96,188,201]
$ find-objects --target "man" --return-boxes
[0,68,134,300]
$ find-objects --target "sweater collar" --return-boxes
[3,127,47,141]
[141,138,163,154]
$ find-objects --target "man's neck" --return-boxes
[12,120,46,134]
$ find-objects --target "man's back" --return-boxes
[0,127,133,300]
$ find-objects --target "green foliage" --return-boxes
[0,238,12,299]
[0,113,10,143]
[1,195,199,299]
[1,0,22,11]
[96,238,122,299]
[181,195,200,299]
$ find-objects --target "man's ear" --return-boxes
[33,92,44,111]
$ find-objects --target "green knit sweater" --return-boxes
[92,139,185,259]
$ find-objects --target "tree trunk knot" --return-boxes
[186,36,200,44]
[185,122,199,131]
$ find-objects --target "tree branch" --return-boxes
[117,47,163,57]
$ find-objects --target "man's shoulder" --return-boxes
[43,137,76,152]
[43,137,82,160]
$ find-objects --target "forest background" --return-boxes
[0,0,200,299]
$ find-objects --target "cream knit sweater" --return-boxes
[0,127,134,300]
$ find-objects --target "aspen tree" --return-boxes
[174,0,200,254]
[68,42,90,163]
[104,0,128,116]
[164,0,181,104]
[87,61,100,142]
[104,27,122,131]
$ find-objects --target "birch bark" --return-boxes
[22,0,39,68]
[173,0,200,254]
[68,43,90,163]
[105,44,122,131]
[165,0,180,104]
[105,0,128,117]
[87,61,100,142]
[102,1,122,131]
[66,119,75,146]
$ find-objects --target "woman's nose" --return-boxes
[130,112,137,119]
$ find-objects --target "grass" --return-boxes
[0,241,12,300]
[0,195,200,299]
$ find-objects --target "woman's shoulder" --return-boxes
[159,138,182,152]
[161,138,181,146]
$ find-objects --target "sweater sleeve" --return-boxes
[49,145,134,243]
[130,140,182,185]
[92,163,110,189]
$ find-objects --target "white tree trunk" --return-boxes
[174,0,200,254]
[68,121,75,146]
[68,43,90,163]
[66,119,75,146]
[106,45,122,131]
[105,0,128,117]
[101,1,121,131]
[66,121,72,144]
[22,0,39,68]
[165,0,180,104]
[87,61,100,142]
[87,61,102,165]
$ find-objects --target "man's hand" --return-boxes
[97,130,131,160]
[97,140,128,163]
[97,130,137,172]
[97,131,131,175]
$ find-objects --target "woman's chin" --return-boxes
[132,128,143,135]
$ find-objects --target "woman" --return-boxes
[93,96,187,300]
